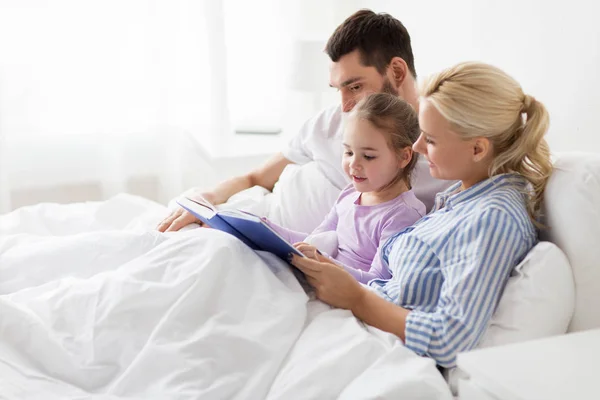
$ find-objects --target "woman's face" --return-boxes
[413,98,486,186]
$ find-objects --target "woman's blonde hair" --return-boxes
[352,92,420,189]
[420,62,552,222]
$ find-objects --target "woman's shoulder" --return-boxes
[466,176,536,237]
[478,176,529,212]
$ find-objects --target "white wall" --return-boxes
[2,127,273,210]
[2,1,599,211]
[338,0,600,153]
[0,0,227,211]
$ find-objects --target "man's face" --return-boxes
[329,50,397,113]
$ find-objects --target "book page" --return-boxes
[178,197,216,220]
[185,195,216,213]
[218,209,261,222]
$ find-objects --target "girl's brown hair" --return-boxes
[352,92,420,188]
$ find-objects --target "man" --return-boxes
[158,9,450,232]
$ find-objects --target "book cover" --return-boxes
[175,196,305,262]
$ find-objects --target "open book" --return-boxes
[176,196,305,262]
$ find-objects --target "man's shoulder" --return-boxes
[305,104,343,139]
[282,104,343,164]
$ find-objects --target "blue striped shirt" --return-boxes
[369,173,537,368]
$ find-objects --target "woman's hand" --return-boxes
[293,242,322,260]
[293,246,410,342]
[290,252,365,310]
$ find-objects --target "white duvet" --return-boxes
[0,194,452,399]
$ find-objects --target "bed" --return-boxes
[0,152,598,399]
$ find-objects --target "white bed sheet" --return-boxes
[0,194,452,399]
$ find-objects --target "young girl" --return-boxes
[265,93,425,284]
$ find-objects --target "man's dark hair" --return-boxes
[325,9,417,78]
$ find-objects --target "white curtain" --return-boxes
[0,0,350,214]
[0,0,223,213]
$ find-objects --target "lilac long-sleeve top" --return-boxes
[267,184,426,283]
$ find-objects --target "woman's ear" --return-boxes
[472,137,491,162]
[398,146,413,169]
[389,57,408,87]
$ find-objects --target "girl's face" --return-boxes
[342,117,406,193]
[413,98,489,188]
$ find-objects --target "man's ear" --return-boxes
[472,137,491,162]
[398,146,413,169]
[389,57,408,87]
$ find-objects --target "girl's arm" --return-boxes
[263,218,310,244]
[308,202,339,235]
[265,200,340,245]
[343,207,421,283]
[338,259,389,284]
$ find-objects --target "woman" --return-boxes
[291,62,552,368]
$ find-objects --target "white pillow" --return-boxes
[478,241,575,348]
[540,152,600,332]
[267,162,342,233]
[448,242,575,394]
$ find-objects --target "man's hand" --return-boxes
[157,153,292,233]
[156,191,217,232]
[156,208,200,232]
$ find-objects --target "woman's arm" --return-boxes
[290,253,410,341]
[351,288,410,341]
[292,207,532,368]
[401,208,531,367]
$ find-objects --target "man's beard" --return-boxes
[380,77,399,96]
[341,77,399,126]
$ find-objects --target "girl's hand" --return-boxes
[290,252,365,310]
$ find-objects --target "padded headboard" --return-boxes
[540,152,600,332]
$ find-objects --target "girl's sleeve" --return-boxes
[342,207,421,284]
[403,208,530,368]
[265,200,339,245]
[263,218,309,244]
[307,203,339,236]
